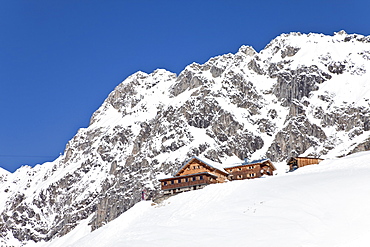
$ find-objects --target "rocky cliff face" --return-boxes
[1,30,370,246]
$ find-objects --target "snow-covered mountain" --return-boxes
[32,151,370,247]
[1,30,369,246]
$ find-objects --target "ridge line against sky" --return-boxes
[1,0,370,172]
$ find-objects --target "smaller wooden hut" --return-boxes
[287,157,324,172]
[224,159,276,180]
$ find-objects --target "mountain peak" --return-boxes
[237,45,257,56]
[334,30,348,36]
[1,31,370,246]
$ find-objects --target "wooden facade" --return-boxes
[159,157,229,195]
[224,159,276,180]
[287,157,324,171]
[159,157,278,195]
[159,172,218,195]
[175,157,229,183]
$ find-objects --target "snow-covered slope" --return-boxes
[35,151,370,247]
[0,31,369,246]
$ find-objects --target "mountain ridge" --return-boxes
[38,151,370,247]
[0,30,369,246]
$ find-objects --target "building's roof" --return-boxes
[174,156,228,176]
[159,172,218,181]
[247,159,270,165]
[224,159,276,170]
[287,156,324,162]
[296,157,324,160]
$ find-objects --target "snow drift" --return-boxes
[1,30,370,245]
[31,151,370,247]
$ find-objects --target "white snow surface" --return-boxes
[31,151,370,247]
[2,31,370,246]
[86,30,370,165]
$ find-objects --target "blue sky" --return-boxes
[1,0,369,172]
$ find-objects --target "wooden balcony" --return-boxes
[159,172,218,191]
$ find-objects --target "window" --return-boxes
[197,165,200,169]
[238,167,242,171]
[199,175,203,180]
[178,179,181,183]
[237,175,243,179]
[192,177,196,181]
[171,180,174,184]
[249,173,256,177]
[249,166,254,169]
[185,178,188,182]
[163,181,167,186]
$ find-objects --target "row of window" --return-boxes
[228,166,255,172]
[163,175,204,186]
[235,173,256,179]
[186,165,202,170]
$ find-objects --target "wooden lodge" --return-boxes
[287,157,324,172]
[224,159,276,180]
[159,156,275,195]
[159,156,229,195]
[158,155,326,195]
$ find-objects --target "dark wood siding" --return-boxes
[288,157,323,171]
[225,165,262,180]
[160,174,216,191]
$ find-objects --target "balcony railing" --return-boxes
[161,174,216,190]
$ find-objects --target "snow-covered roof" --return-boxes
[198,156,228,174]
[294,157,324,160]
[247,159,269,165]
[287,157,324,163]
[175,156,228,176]
[224,159,275,170]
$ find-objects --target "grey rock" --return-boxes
[1,31,370,246]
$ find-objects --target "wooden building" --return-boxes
[158,156,229,195]
[224,159,276,180]
[287,157,324,172]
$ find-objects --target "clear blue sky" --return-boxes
[1,0,369,172]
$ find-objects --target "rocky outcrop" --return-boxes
[271,65,331,104]
[1,31,370,246]
[267,116,327,161]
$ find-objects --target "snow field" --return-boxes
[35,151,370,247]
[3,31,370,246]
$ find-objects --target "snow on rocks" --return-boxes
[1,30,370,246]
[36,151,370,247]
